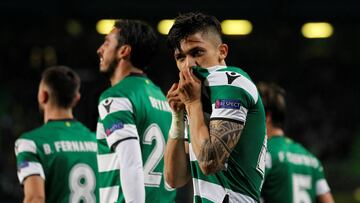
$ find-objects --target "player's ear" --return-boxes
[117,44,131,60]
[38,82,49,105]
[218,43,228,62]
[71,92,81,107]
[265,112,272,125]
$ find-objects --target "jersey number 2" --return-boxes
[143,124,165,187]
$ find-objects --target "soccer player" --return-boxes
[15,66,98,203]
[258,82,335,203]
[96,19,176,203]
[164,12,267,203]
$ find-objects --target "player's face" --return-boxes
[174,32,228,72]
[97,28,120,74]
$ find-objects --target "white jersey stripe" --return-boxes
[15,139,37,155]
[316,179,331,195]
[193,178,256,203]
[96,122,106,140]
[97,153,120,173]
[106,124,139,148]
[99,186,119,203]
[98,97,133,120]
[189,143,197,162]
[205,71,258,103]
[17,162,45,184]
[211,104,248,122]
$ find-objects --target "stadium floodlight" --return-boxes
[301,22,333,39]
[157,19,175,35]
[221,20,252,35]
[96,19,116,35]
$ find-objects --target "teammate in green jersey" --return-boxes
[164,12,267,202]
[257,82,334,203]
[15,66,98,203]
[96,19,176,203]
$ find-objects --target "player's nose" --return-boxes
[184,56,197,69]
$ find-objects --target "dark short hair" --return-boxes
[167,12,222,51]
[42,66,80,108]
[114,19,158,70]
[257,82,286,129]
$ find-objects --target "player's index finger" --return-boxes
[184,68,195,82]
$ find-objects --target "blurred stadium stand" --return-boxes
[0,0,359,202]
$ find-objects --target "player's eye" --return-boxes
[175,54,185,62]
[191,50,204,57]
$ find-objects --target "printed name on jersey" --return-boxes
[215,99,241,109]
[149,96,171,112]
[106,121,124,136]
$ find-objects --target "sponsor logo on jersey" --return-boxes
[17,161,29,171]
[105,121,124,136]
[215,99,241,109]
[225,72,241,84]
[103,99,114,113]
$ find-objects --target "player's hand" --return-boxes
[178,67,201,106]
[167,83,185,112]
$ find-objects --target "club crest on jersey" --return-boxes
[215,99,241,109]
[17,161,29,171]
[105,121,124,136]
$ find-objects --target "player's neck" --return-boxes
[43,106,74,123]
[110,62,143,86]
[267,126,284,139]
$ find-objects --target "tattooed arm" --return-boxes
[186,101,244,175]
[178,68,244,175]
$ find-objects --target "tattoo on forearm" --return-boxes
[198,120,243,172]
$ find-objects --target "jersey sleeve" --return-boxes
[314,160,331,195]
[14,138,45,184]
[98,96,139,150]
[208,71,259,123]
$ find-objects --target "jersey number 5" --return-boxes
[293,174,312,203]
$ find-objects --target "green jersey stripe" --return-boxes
[16,153,40,164]
[15,139,37,155]
[17,161,45,183]
[98,170,120,187]
[98,97,133,120]
[97,138,111,155]
[97,153,119,173]
[102,111,135,126]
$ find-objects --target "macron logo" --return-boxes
[103,99,113,113]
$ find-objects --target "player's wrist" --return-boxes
[185,100,202,114]
[169,108,185,140]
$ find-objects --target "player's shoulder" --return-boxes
[18,124,50,141]
[204,66,258,99]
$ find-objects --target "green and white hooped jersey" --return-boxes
[187,66,267,203]
[96,73,176,203]
[262,136,330,203]
[15,120,99,203]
